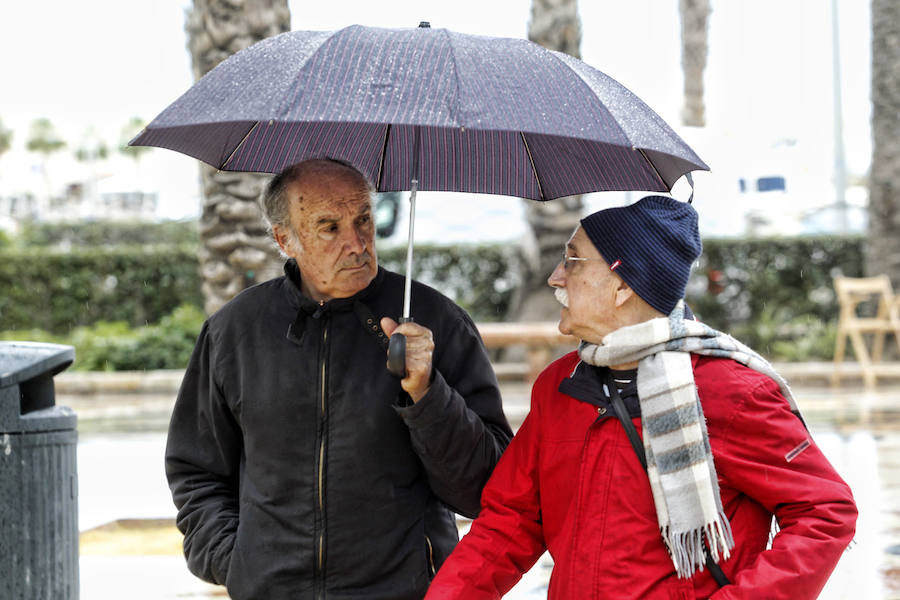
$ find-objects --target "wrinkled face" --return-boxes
[273,170,377,302]
[547,226,627,343]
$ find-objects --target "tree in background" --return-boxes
[25,117,66,200]
[0,118,10,246]
[74,127,110,212]
[185,0,290,314]
[74,127,109,164]
[118,116,152,188]
[26,118,66,158]
[511,0,584,323]
[118,116,151,164]
[679,0,711,127]
[866,0,900,287]
[0,117,12,168]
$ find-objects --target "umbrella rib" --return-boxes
[519,132,545,201]
[637,147,668,190]
[376,124,391,190]
[221,122,261,170]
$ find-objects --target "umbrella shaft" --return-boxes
[402,179,418,320]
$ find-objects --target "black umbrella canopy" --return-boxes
[132,24,708,201]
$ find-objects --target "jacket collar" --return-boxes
[558,353,702,418]
[558,360,641,417]
[283,259,387,345]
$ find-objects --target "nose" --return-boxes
[547,259,566,289]
[344,226,368,254]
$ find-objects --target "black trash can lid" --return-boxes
[0,342,75,388]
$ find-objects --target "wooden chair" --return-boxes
[832,275,900,387]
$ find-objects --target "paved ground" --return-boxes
[42,366,900,598]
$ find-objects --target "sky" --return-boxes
[0,0,873,237]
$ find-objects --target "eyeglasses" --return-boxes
[561,254,605,270]
[561,254,621,271]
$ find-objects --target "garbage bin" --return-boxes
[0,341,78,600]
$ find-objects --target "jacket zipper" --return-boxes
[425,534,437,577]
[316,310,328,589]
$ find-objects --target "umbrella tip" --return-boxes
[418,21,431,28]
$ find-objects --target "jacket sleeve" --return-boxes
[710,374,857,599]
[395,311,513,517]
[425,378,548,600]
[164,322,242,585]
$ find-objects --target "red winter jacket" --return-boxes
[426,352,857,599]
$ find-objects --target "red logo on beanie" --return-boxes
[609,260,622,271]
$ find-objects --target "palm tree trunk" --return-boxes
[186,0,290,314]
[511,0,583,323]
[866,0,900,287]
[679,0,710,127]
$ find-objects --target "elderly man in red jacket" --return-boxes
[426,195,857,599]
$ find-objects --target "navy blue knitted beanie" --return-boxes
[580,195,701,315]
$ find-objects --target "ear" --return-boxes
[614,279,636,308]
[272,225,291,254]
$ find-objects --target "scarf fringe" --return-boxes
[664,511,735,579]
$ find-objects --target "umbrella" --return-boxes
[131,22,708,375]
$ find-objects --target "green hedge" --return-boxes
[1,304,205,371]
[384,237,866,360]
[377,243,518,322]
[0,244,203,333]
[0,234,866,365]
[14,220,199,248]
[686,235,864,360]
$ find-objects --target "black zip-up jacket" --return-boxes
[165,261,513,599]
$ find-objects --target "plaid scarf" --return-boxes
[578,301,797,578]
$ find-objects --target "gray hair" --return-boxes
[260,159,375,234]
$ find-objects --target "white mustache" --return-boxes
[554,287,569,308]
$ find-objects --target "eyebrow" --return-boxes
[314,204,372,227]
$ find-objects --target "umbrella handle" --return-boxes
[387,317,413,378]
[390,128,421,378]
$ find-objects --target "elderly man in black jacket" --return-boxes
[165,159,513,600]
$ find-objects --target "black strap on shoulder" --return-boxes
[606,374,646,469]
[605,373,731,588]
[702,544,731,587]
